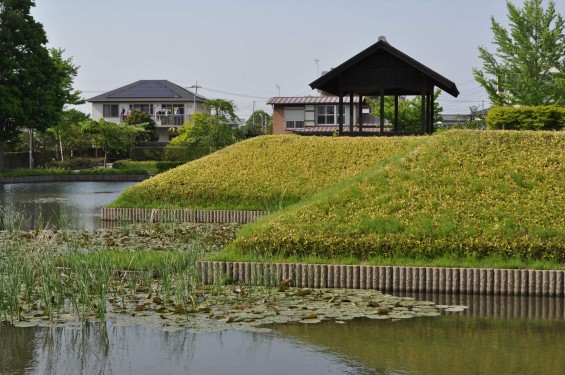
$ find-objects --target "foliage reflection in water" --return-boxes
[0,181,136,230]
[0,321,372,375]
[274,316,565,375]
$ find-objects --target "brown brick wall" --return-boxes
[272,106,293,134]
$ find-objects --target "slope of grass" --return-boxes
[232,130,565,262]
[110,135,417,210]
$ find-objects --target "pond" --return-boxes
[0,181,136,230]
[1,306,563,375]
[1,181,564,374]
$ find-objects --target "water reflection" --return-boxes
[396,291,565,319]
[0,322,371,375]
[275,317,565,375]
[0,182,135,230]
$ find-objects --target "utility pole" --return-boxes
[190,81,201,117]
[252,101,256,129]
[276,83,281,96]
[315,58,320,77]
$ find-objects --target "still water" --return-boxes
[0,311,563,375]
[0,181,136,230]
[1,182,564,374]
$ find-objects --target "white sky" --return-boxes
[32,0,565,119]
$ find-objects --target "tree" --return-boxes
[82,119,145,167]
[0,1,80,171]
[46,109,90,161]
[366,90,443,132]
[473,0,565,106]
[122,109,157,142]
[166,99,239,161]
[243,110,272,136]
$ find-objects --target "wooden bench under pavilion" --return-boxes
[308,36,459,136]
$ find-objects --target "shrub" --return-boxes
[111,135,416,210]
[486,106,565,131]
[130,146,166,161]
[113,160,158,173]
[233,131,565,262]
[49,158,99,170]
[156,161,185,173]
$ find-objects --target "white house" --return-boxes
[87,80,206,142]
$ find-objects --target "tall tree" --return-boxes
[0,0,75,171]
[473,0,565,106]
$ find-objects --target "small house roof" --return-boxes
[267,96,361,105]
[87,80,207,102]
[309,38,459,98]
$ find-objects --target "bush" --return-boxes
[156,161,185,173]
[163,144,207,162]
[49,158,100,170]
[111,135,416,210]
[486,106,565,131]
[233,131,565,262]
[113,160,157,172]
[130,147,166,161]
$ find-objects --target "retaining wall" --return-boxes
[101,208,269,224]
[197,261,565,297]
[0,174,149,184]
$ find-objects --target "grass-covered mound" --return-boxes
[111,135,417,210]
[232,131,565,262]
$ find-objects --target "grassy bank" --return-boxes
[231,131,565,263]
[110,135,417,210]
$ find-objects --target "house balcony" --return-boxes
[152,114,190,127]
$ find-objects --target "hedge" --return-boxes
[486,105,565,131]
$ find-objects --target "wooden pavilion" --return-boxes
[309,36,459,135]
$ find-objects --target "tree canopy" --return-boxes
[166,99,239,161]
[244,110,272,135]
[473,0,565,106]
[82,119,145,167]
[0,0,81,170]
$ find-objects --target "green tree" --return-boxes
[122,109,157,142]
[244,110,272,136]
[366,90,443,132]
[473,0,565,106]
[166,99,239,161]
[0,2,82,171]
[46,109,90,161]
[82,119,145,167]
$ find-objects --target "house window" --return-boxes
[132,104,154,115]
[317,105,335,125]
[284,107,305,129]
[285,121,305,129]
[103,104,119,118]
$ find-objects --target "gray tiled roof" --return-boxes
[87,80,206,102]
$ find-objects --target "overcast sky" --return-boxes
[32,0,565,119]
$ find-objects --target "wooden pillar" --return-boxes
[349,92,354,133]
[358,95,363,132]
[380,89,385,133]
[394,95,399,132]
[338,77,344,135]
[420,94,426,133]
[429,92,435,133]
